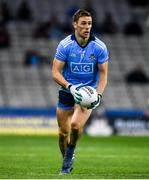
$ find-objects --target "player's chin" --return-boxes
[83,32,90,38]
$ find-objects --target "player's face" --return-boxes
[73,16,92,39]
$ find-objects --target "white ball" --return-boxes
[78,86,98,108]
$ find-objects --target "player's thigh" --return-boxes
[71,105,92,128]
[57,108,73,132]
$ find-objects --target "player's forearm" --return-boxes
[97,61,108,95]
[97,78,107,95]
[52,59,69,89]
[52,71,69,89]
[96,68,108,95]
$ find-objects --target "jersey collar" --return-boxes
[71,33,95,48]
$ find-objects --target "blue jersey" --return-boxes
[55,34,109,89]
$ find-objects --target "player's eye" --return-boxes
[88,21,92,25]
[81,22,87,25]
[81,21,92,26]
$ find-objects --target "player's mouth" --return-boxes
[84,31,90,36]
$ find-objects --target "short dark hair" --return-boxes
[72,9,92,22]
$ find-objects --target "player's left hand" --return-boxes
[87,94,102,109]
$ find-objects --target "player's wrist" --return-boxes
[98,93,102,98]
[66,83,72,90]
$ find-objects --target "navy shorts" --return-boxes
[58,90,75,110]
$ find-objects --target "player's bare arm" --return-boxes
[97,61,109,95]
[52,58,82,103]
[52,58,69,89]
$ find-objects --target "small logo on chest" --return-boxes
[89,54,96,60]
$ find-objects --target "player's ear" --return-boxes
[73,22,77,29]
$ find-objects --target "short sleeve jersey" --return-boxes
[55,34,109,88]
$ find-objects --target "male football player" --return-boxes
[52,9,109,174]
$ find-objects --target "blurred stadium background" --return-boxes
[0,0,149,135]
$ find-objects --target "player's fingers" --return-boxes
[74,97,81,104]
[75,92,82,97]
[74,96,82,102]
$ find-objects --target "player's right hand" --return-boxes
[67,84,82,104]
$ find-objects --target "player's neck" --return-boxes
[75,33,89,47]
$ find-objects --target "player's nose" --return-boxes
[86,24,91,29]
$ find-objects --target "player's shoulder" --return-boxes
[59,35,74,48]
[92,35,107,50]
